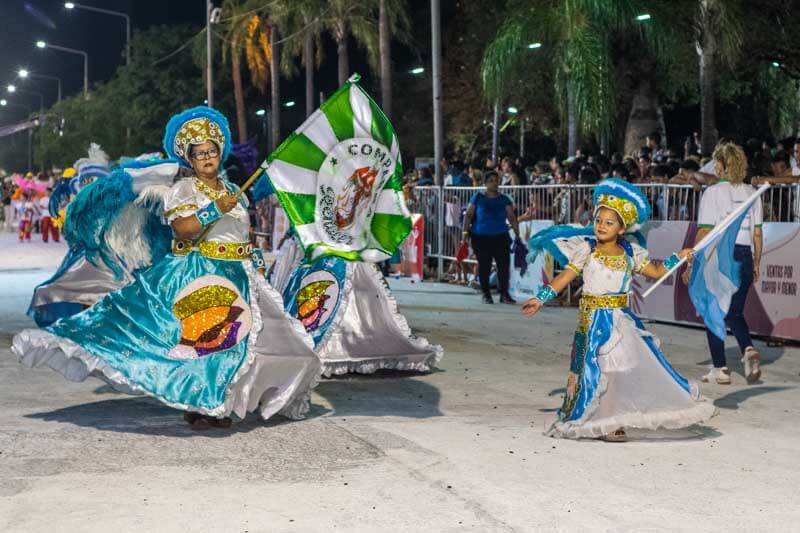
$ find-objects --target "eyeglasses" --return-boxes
[191,147,220,161]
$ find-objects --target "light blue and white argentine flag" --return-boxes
[688,185,767,340]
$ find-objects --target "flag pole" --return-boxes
[641,183,770,298]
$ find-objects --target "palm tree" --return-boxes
[692,0,744,153]
[320,1,379,86]
[377,0,411,120]
[221,0,256,143]
[482,0,670,156]
[280,0,325,118]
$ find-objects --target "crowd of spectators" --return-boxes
[1,171,60,242]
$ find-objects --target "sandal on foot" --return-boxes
[190,416,212,431]
[743,347,762,383]
[210,417,233,429]
[599,429,627,442]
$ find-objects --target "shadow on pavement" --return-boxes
[24,397,293,438]
[713,386,793,410]
[312,370,443,418]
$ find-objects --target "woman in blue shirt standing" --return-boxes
[461,171,521,304]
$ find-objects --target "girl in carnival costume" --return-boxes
[13,106,321,431]
[523,178,716,441]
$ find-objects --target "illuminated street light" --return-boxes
[284,101,296,108]
[772,61,781,68]
[7,85,16,93]
[36,40,89,99]
[528,43,542,49]
[507,106,519,114]
[65,2,76,8]
[255,109,266,116]
[0,99,6,106]
[410,67,425,75]
[18,69,29,78]
[636,14,651,21]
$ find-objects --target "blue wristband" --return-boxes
[195,201,222,226]
[663,253,681,270]
[535,285,557,304]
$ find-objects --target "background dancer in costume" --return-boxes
[524,179,716,441]
[683,142,763,384]
[461,170,521,304]
[13,106,321,431]
[260,77,442,376]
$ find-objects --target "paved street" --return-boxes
[1,233,798,532]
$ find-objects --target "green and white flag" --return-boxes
[261,75,411,263]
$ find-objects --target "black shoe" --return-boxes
[500,293,516,304]
[482,293,494,304]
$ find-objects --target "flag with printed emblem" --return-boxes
[256,75,410,263]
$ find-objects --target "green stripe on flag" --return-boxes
[384,165,404,192]
[369,99,394,148]
[322,84,355,141]
[371,213,412,253]
[274,191,316,225]
[273,133,326,171]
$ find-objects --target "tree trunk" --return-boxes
[567,78,578,156]
[623,81,662,156]
[304,19,315,118]
[231,35,248,143]
[270,24,281,152]
[699,43,717,154]
[379,0,392,119]
[336,20,350,86]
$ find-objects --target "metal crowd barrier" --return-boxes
[413,183,800,273]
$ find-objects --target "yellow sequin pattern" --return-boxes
[592,251,630,272]
[172,239,252,261]
[193,177,229,200]
[579,293,629,311]
[595,193,638,227]
[164,203,199,218]
[173,284,237,320]
[173,117,225,163]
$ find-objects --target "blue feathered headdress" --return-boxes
[163,106,232,168]
[592,178,651,231]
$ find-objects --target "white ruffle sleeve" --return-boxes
[630,242,651,273]
[163,179,199,223]
[558,237,592,275]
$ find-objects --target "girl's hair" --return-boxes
[712,142,747,183]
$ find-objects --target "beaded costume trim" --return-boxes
[579,293,629,310]
[164,203,199,218]
[193,177,229,200]
[172,239,252,261]
[592,251,630,272]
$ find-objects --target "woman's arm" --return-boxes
[753,227,763,282]
[461,203,476,240]
[505,204,521,238]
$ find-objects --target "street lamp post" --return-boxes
[1,99,34,169]
[65,2,130,66]
[37,41,89,99]
[18,69,62,103]
[7,85,44,113]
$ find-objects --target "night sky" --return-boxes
[0,0,425,121]
[0,1,209,111]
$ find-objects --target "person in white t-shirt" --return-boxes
[684,142,763,385]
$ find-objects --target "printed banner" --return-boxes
[635,221,800,341]
[261,77,411,263]
[509,220,554,302]
[400,214,424,280]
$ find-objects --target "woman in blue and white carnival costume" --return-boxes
[13,107,321,430]
[523,179,716,441]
